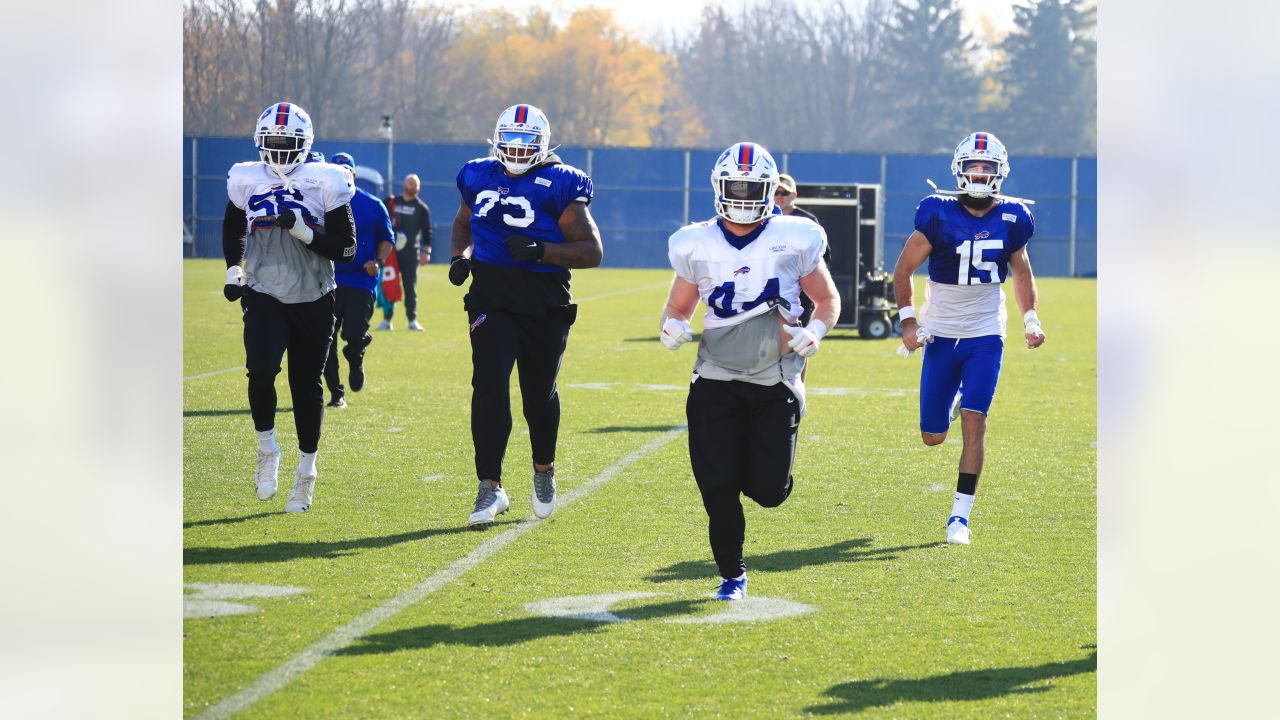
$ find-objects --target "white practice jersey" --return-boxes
[668,215,827,331]
[922,281,1008,339]
[227,161,355,304]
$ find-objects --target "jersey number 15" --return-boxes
[956,239,1003,285]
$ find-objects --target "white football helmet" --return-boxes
[490,104,552,174]
[711,142,779,224]
[254,102,314,178]
[951,131,1010,198]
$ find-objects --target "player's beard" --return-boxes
[959,193,995,211]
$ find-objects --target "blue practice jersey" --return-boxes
[456,157,593,273]
[914,195,1034,286]
[335,187,394,293]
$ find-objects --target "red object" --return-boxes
[381,249,403,302]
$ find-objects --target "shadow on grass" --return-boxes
[183,407,292,418]
[585,425,680,434]
[804,650,1097,715]
[183,512,278,529]
[337,599,708,656]
[183,523,483,565]
[647,538,936,582]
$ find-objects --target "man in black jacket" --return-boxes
[379,174,432,331]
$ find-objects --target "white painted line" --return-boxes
[387,427,404,433]
[564,382,617,390]
[667,596,813,625]
[575,281,669,303]
[184,366,242,382]
[420,474,446,482]
[184,584,306,619]
[524,592,814,625]
[636,384,686,391]
[195,426,687,720]
[524,592,662,623]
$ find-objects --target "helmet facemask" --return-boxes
[950,132,1009,199]
[713,176,776,224]
[254,103,314,179]
[710,142,779,225]
[492,129,548,174]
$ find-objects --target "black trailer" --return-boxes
[794,183,896,339]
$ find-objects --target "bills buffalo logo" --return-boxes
[469,313,487,333]
[974,230,990,240]
[732,266,751,276]
[498,186,509,195]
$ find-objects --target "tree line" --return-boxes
[184,0,1095,156]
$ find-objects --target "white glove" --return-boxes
[783,319,827,358]
[660,317,694,351]
[285,209,314,244]
[225,265,245,287]
[896,326,934,358]
[1023,309,1045,349]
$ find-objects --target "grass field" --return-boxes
[183,258,1096,719]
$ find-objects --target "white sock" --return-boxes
[256,429,278,453]
[950,492,975,522]
[298,451,317,476]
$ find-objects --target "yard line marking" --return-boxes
[576,281,669,303]
[184,366,242,381]
[195,425,687,720]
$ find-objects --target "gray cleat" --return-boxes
[531,465,556,519]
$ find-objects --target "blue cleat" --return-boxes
[714,575,748,601]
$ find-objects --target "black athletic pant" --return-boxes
[384,246,420,322]
[468,306,573,481]
[686,378,801,580]
[242,287,335,454]
[324,285,375,396]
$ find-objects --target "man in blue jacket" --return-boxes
[325,152,395,408]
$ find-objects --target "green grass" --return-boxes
[184,259,1096,719]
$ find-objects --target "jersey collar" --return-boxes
[717,218,770,251]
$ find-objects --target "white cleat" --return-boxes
[286,473,316,512]
[531,465,556,519]
[255,448,281,500]
[946,517,971,545]
[376,320,393,331]
[468,481,510,527]
[408,320,424,332]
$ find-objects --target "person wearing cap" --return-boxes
[325,152,395,408]
[379,175,433,331]
[774,173,819,224]
[775,174,830,326]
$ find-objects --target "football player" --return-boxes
[659,142,840,601]
[893,131,1046,545]
[222,102,357,512]
[324,152,395,408]
[449,104,603,527]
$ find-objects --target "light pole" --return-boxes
[380,114,394,194]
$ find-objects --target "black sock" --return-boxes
[957,472,979,496]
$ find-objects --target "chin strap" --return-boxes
[926,178,1035,206]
